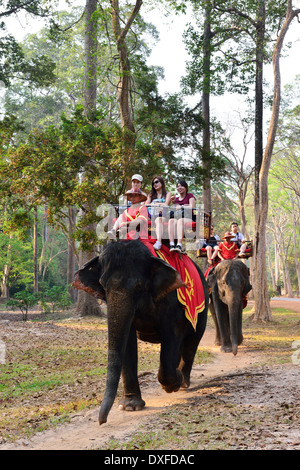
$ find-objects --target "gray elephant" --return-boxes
[73,240,209,424]
[206,260,252,355]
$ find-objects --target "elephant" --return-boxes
[206,260,252,356]
[73,239,209,425]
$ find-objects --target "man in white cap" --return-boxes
[107,174,146,238]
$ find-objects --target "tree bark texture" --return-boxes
[77,0,103,316]
[254,0,265,223]
[67,207,77,303]
[84,0,98,117]
[33,206,38,293]
[202,0,212,214]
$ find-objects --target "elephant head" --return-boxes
[73,240,186,424]
[207,260,252,355]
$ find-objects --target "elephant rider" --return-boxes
[202,225,220,264]
[217,232,239,261]
[119,190,149,240]
[230,222,247,256]
[107,174,147,239]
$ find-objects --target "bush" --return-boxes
[39,286,73,314]
[6,290,39,321]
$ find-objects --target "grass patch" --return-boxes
[242,309,300,364]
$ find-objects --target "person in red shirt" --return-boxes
[119,190,149,240]
[218,232,239,261]
[168,180,196,253]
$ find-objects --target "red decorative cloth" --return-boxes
[141,238,206,330]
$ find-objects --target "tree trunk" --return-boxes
[110,0,143,134]
[1,234,12,299]
[253,1,300,320]
[33,206,38,293]
[77,0,103,317]
[84,0,98,117]
[267,242,276,291]
[254,0,265,224]
[67,207,77,303]
[202,0,212,214]
[290,195,300,294]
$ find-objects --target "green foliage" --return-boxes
[6,290,39,321]
[0,0,57,88]
[182,0,288,97]
[38,286,73,314]
[6,286,73,320]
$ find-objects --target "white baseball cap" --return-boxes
[131,174,143,182]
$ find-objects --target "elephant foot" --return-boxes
[220,344,233,353]
[118,396,145,412]
[180,379,190,389]
[159,369,183,393]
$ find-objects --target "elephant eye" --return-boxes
[135,280,143,289]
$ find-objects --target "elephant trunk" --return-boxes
[99,350,123,425]
[99,293,134,425]
[228,298,243,356]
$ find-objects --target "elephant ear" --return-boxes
[206,267,216,289]
[150,256,186,302]
[72,256,106,300]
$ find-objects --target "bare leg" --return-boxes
[155,217,165,244]
[168,218,177,245]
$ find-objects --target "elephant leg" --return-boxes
[158,332,183,393]
[219,308,232,353]
[209,300,221,346]
[179,334,200,389]
[118,326,145,412]
[213,296,232,353]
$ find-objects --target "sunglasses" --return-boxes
[153,180,160,185]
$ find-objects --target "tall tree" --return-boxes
[202,0,212,213]
[253,0,300,320]
[84,0,98,117]
[76,0,103,317]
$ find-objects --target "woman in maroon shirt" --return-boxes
[168,180,196,253]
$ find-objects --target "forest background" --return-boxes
[0,0,299,319]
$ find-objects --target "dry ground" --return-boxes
[0,299,299,450]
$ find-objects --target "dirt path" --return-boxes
[0,326,289,451]
[0,298,299,451]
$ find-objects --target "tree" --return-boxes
[76,0,104,317]
[211,112,254,239]
[269,87,300,294]
[84,0,98,117]
[0,0,56,88]
[253,0,300,320]
[6,290,39,321]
